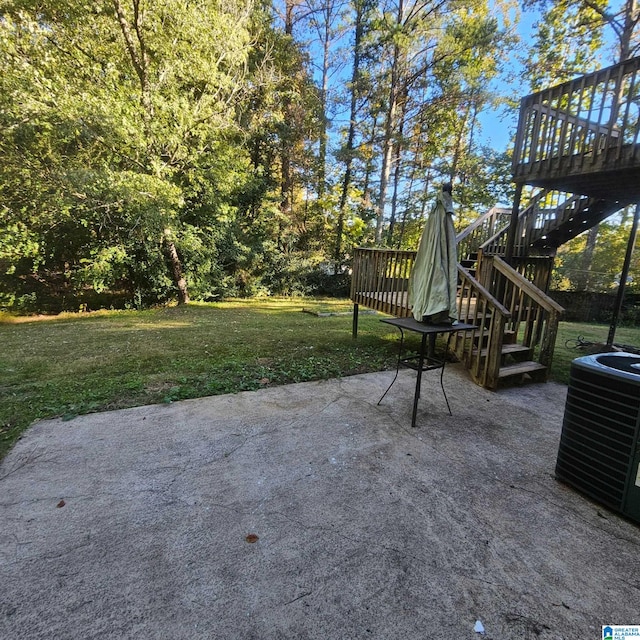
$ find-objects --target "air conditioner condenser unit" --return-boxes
[556,352,640,524]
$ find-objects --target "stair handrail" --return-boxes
[524,194,586,249]
[479,189,584,256]
[485,256,564,372]
[456,206,511,243]
[491,257,564,313]
[455,264,511,389]
[479,190,547,255]
[513,56,640,181]
[456,206,511,258]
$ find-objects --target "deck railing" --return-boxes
[513,56,640,183]
[479,256,564,374]
[456,206,511,259]
[350,248,563,389]
[350,248,415,318]
[480,189,579,257]
[454,265,511,389]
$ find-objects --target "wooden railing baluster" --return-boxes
[513,56,640,201]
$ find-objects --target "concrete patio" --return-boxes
[1,364,639,639]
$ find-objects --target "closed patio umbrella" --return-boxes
[408,183,458,324]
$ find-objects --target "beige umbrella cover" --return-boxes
[408,186,458,324]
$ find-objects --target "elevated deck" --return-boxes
[512,56,640,203]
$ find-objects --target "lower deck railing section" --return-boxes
[351,248,562,389]
[350,248,415,318]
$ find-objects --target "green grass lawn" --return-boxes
[550,320,640,385]
[2,298,640,459]
[0,299,405,458]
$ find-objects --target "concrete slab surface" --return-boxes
[1,365,639,639]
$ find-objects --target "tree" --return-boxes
[0,0,531,310]
[553,208,640,291]
[361,0,510,245]
[523,0,606,90]
[0,0,256,307]
[332,0,374,270]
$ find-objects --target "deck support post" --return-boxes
[352,303,359,340]
[607,201,640,346]
[505,183,523,265]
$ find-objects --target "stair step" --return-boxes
[473,343,532,358]
[498,361,546,379]
[502,343,531,356]
[474,329,517,348]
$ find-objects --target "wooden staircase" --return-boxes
[350,187,617,388]
[351,56,640,390]
[350,247,563,390]
[473,317,545,382]
[453,257,562,388]
[470,189,625,258]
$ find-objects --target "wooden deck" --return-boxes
[512,56,640,202]
[352,289,488,322]
[350,249,563,389]
[353,290,410,316]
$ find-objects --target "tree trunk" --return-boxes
[280,0,300,223]
[619,0,638,61]
[115,1,191,304]
[334,0,366,273]
[387,92,407,245]
[377,84,397,244]
[318,4,331,199]
[396,151,420,248]
[164,230,189,304]
[387,139,402,245]
[113,0,153,134]
[360,112,377,215]
[376,0,404,245]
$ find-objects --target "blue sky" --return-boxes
[477,2,624,152]
[476,5,539,151]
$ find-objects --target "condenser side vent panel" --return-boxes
[556,353,640,521]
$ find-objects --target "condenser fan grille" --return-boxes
[556,358,640,512]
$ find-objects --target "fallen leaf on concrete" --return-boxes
[56,499,66,508]
[245,534,259,543]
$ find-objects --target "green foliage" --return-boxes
[523,0,607,90]
[0,0,563,311]
[355,0,516,248]
[0,0,328,310]
[552,215,640,292]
